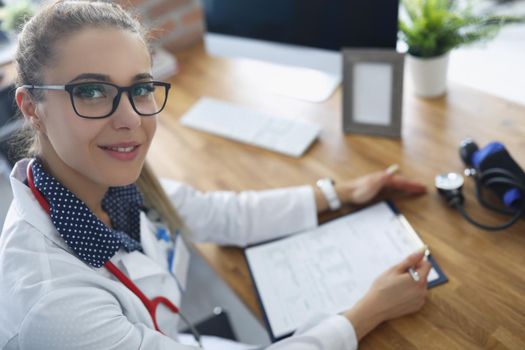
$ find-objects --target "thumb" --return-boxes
[377,165,397,186]
[385,164,399,176]
[417,260,433,284]
[374,170,393,189]
[395,249,426,273]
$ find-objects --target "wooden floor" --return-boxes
[148,44,525,349]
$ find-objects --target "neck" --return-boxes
[38,143,108,219]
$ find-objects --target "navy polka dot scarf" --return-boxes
[31,159,144,268]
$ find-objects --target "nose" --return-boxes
[111,92,141,130]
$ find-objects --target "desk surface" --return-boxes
[149,44,525,349]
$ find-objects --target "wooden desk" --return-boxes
[149,44,525,349]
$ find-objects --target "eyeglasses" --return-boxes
[22,81,171,119]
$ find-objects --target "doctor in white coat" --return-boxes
[0,1,431,349]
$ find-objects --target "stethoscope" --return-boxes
[435,171,525,231]
[26,159,203,347]
[435,139,525,231]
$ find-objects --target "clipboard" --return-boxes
[245,201,448,342]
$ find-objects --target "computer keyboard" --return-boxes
[180,97,321,157]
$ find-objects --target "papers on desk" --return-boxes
[245,202,447,341]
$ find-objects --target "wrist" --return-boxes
[335,181,357,206]
[344,294,384,340]
[316,178,342,211]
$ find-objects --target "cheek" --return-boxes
[44,109,105,160]
[41,97,96,146]
[143,116,157,145]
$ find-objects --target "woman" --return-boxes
[0,1,431,349]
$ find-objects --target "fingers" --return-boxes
[395,249,426,273]
[416,260,432,285]
[386,175,427,194]
[379,164,427,194]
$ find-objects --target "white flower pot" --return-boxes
[406,53,450,98]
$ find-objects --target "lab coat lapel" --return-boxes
[118,212,169,281]
[118,250,166,281]
[139,211,169,269]
[8,160,70,252]
[10,159,170,283]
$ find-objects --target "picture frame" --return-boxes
[342,48,405,138]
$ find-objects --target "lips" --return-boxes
[101,145,137,153]
[98,142,141,161]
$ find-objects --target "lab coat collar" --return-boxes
[28,158,143,268]
[8,159,167,277]
[8,159,71,252]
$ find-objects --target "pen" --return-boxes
[408,245,430,282]
[408,267,420,282]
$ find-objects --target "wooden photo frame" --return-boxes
[342,49,405,138]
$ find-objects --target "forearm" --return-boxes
[267,314,358,350]
[162,179,318,244]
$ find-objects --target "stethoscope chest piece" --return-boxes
[435,172,465,206]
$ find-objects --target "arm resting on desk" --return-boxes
[160,179,318,246]
[314,167,427,213]
[267,315,357,350]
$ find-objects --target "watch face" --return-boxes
[435,172,464,190]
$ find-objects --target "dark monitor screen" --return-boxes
[202,0,399,51]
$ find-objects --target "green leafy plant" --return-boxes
[1,0,35,33]
[399,0,525,58]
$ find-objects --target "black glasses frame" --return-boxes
[22,81,171,119]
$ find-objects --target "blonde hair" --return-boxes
[15,0,186,236]
[137,163,186,235]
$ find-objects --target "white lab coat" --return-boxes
[0,159,358,350]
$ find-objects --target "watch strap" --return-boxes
[316,178,342,211]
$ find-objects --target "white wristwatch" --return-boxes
[316,178,342,211]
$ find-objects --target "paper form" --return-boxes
[245,202,438,339]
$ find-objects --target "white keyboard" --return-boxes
[180,98,321,157]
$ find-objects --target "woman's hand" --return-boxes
[343,165,427,205]
[315,165,427,212]
[343,249,432,340]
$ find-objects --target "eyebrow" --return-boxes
[68,73,154,84]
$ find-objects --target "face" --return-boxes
[30,27,157,188]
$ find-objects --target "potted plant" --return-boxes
[399,0,525,98]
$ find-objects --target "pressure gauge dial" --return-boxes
[435,172,465,206]
[435,172,464,191]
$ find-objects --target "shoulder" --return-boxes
[0,206,99,344]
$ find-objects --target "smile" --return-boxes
[101,146,137,153]
[99,143,141,161]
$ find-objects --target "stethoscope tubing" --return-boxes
[458,167,525,231]
[25,159,202,347]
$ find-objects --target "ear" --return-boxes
[15,87,45,132]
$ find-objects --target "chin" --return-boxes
[105,168,142,187]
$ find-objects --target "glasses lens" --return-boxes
[72,83,118,118]
[131,82,168,116]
